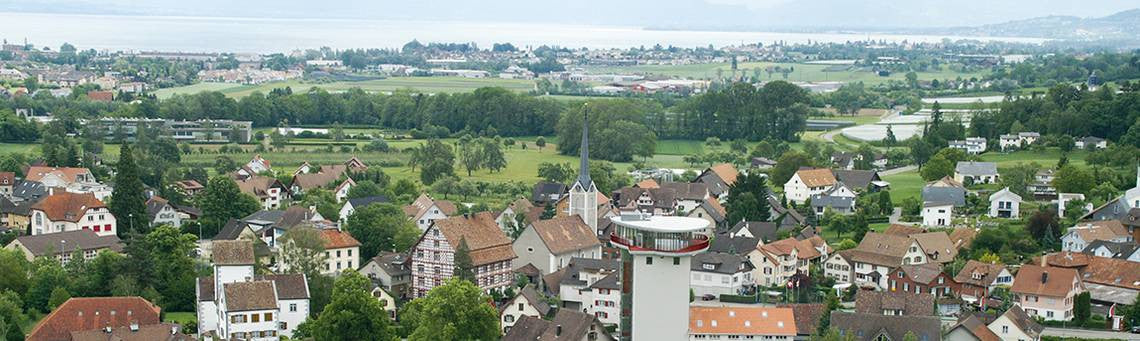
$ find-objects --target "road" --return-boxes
[879,165,916,176]
[1043,327,1140,340]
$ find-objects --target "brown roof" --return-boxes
[910,231,957,263]
[854,290,934,316]
[1036,251,1090,268]
[259,273,310,299]
[950,315,1000,341]
[530,215,601,254]
[954,260,1009,288]
[948,227,978,249]
[174,180,203,190]
[793,168,836,188]
[896,263,945,284]
[235,175,285,198]
[1068,220,1130,242]
[659,182,708,200]
[432,212,516,266]
[847,232,912,266]
[211,240,255,265]
[27,297,161,341]
[10,229,123,257]
[321,229,361,249]
[775,303,825,336]
[30,192,106,222]
[1010,264,1081,298]
[404,194,458,220]
[25,166,92,184]
[794,237,824,260]
[70,323,192,341]
[1002,305,1044,337]
[613,186,675,209]
[883,224,924,236]
[929,175,964,188]
[0,172,13,186]
[708,163,739,186]
[291,165,348,191]
[503,308,606,340]
[688,306,797,336]
[635,178,659,189]
[223,281,278,311]
[1080,256,1140,290]
[86,90,114,102]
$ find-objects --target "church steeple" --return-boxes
[576,103,593,189]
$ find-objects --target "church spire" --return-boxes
[576,103,592,188]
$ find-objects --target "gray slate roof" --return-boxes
[810,194,855,209]
[346,195,390,209]
[922,186,966,207]
[691,252,753,275]
[11,180,46,202]
[955,161,998,176]
[708,234,760,254]
[560,257,620,288]
[729,221,786,243]
[1083,240,1138,259]
[11,229,123,256]
[832,170,881,190]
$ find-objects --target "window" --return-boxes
[504,315,515,323]
[265,312,273,320]
[646,257,653,265]
[252,313,260,322]
[290,304,297,312]
[673,257,680,265]
[1001,326,1008,334]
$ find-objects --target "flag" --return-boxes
[1109,303,1117,317]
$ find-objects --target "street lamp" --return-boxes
[128,213,134,234]
[59,240,66,264]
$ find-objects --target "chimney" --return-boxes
[1041,271,1049,284]
[129,322,139,332]
[1040,253,1048,267]
[171,325,178,335]
[555,325,562,336]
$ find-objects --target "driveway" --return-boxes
[1042,327,1139,340]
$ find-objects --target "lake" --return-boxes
[0,12,1048,54]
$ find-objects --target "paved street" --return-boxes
[1043,327,1140,340]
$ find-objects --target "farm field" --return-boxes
[153,76,538,99]
[583,62,987,85]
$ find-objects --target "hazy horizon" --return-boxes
[2,0,1138,30]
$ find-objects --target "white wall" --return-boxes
[278,298,308,338]
[631,254,690,341]
[923,205,952,227]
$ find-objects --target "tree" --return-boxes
[458,135,483,176]
[0,249,28,296]
[1074,292,1091,324]
[726,173,771,223]
[346,180,386,199]
[771,151,813,186]
[47,287,70,310]
[535,136,546,150]
[418,139,455,185]
[25,258,69,313]
[198,176,261,238]
[481,139,507,173]
[430,176,460,199]
[312,270,393,341]
[109,145,148,237]
[125,225,199,311]
[537,162,574,183]
[999,162,1041,198]
[453,238,475,283]
[345,204,421,260]
[919,155,954,181]
[1053,165,1096,195]
[301,188,340,222]
[883,124,897,149]
[279,227,328,276]
[1026,206,1061,245]
[877,191,893,215]
[908,137,933,168]
[407,279,500,340]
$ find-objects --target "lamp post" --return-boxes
[128,213,134,234]
[59,240,66,264]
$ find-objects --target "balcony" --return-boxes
[609,229,709,255]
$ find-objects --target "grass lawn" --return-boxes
[583,62,986,86]
[165,311,196,326]
[0,143,36,155]
[154,77,539,99]
[883,170,925,206]
[979,149,1088,168]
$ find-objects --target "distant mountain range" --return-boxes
[919,9,1140,41]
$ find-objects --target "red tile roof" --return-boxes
[25,166,93,184]
[321,229,361,249]
[27,297,161,341]
[86,90,114,102]
[0,172,13,186]
[1010,264,1081,298]
[31,192,106,222]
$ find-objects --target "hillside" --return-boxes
[936,8,1140,41]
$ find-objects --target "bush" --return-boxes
[719,294,759,304]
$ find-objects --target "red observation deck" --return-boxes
[609,214,711,256]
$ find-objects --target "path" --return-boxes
[879,165,916,176]
[1042,327,1138,340]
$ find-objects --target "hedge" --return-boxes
[719,294,760,304]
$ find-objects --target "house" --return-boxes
[556,258,622,329]
[832,169,889,193]
[338,195,390,222]
[955,162,999,185]
[923,202,953,227]
[610,186,677,215]
[24,166,97,188]
[686,198,726,233]
[749,237,817,288]
[495,197,535,235]
[86,90,114,102]
[923,176,967,208]
[809,182,857,216]
[831,151,858,170]
[908,231,959,264]
[0,172,13,197]
[197,240,310,340]
[26,297,162,341]
[660,182,709,214]
[174,180,205,197]
[500,285,551,334]
[987,305,1043,341]
[6,229,123,263]
[694,163,738,200]
[410,212,516,297]
[768,195,808,230]
[1010,264,1084,321]
[953,260,1014,303]
[70,322,192,340]
[244,154,272,175]
[1071,256,1140,306]
[707,234,762,256]
[234,175,290,210]
[146,196,185,228]
[30,192,116,236]
[370,286,397,320]
[532,181,568,206]
[241,206,327,249]
[512,215,602,275]
[988,187,1022,218]
[828,311,941,341]
[0,196,32,230]
[1061,220,1131,253]
[750,157,777,170]
[289,164,349,195]
[198,218,263,261]
[823,232,929,289]
[11,179,48,203]
[887,263,956,296]
[359,252,411,297]
[945,315,1000,341]
[687,306,797,340]
[1057,193,1089,218]
[774,303,827,338]
[784,168,837,205]
[1075,136,1107,150]
[999,133,1039,150]
[403,193,458,231]
[948,137,988,155]
[1019,132,1041,144]
[502,309,615,341]
[1081,240,1140,261]
[319,228,361,276]
[690,252,754,296]
[855,290,934,316]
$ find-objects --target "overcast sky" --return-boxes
[2,0,1137,29]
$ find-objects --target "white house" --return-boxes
[370,286,397,320]
[1075,136,1107,150]
[30,192,117,237]
[23,166,97,188]
[823,232,928,289]
[948,137,987,155]
[809,182,857,216]
[404,193,457,231]
[338,196,390,223]
[783,168,837,204]
[922,202,953,227]
[987,305,1043,341]
[197,240,310,340]
[499,285,550,334]
[317,229,361,276]
[954,162,999,185]
[245,155,272,175]
[689,252,753,296]
[989,187,1022,219]
[557,258,622,330]
[1010,264,1083,322]
[1061,220,1131,253]
[511,215,602,275]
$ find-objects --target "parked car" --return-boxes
[701,294,716,301]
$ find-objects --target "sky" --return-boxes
[1,0,1137,29]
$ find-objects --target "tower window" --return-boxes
[646,257,653,265]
